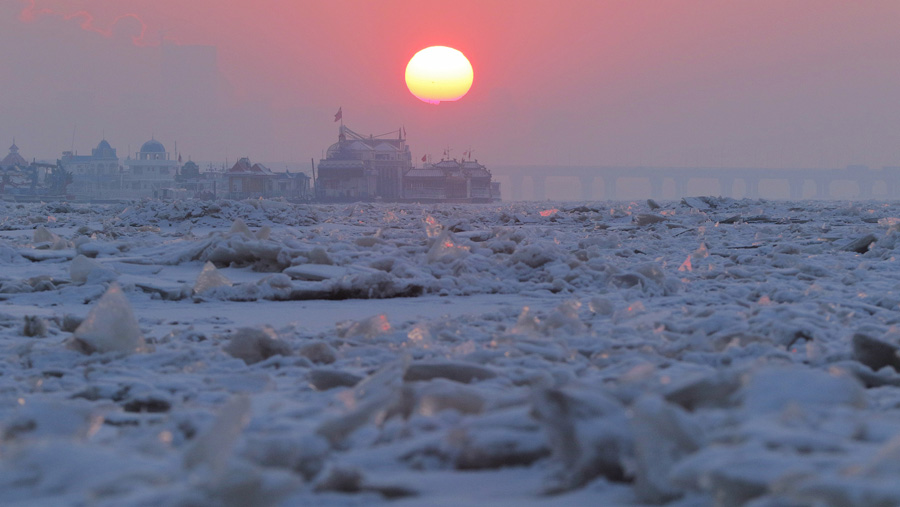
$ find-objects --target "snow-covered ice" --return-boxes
[3,197,900,504]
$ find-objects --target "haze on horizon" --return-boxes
[2,0,899,174]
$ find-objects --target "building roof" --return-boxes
[140,139,166,153]
[227,157,274,175]
[375,142,400,152]
[1,143,28,169]
[92,139,117,159]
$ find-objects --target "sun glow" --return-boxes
[405,46,474,105]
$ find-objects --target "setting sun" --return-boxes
[405,46,474,105]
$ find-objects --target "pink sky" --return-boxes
[3,0,900,170]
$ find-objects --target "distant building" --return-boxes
[0,141,28,170]
[224,157,310,200]
[225,157,273,199]
[1,142,61,196]
[175,159,217,199]
[0,142,31,194]
[271,170,311,201]
[123,139,180,198]
[61,139,121,198]
[180,159,201,180]
[316,125,411,201]
[403,158,495,202]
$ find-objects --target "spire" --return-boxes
[10,138,17,153]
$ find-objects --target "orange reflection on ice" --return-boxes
[540,208,559,217]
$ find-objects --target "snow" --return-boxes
[3,197,900,504]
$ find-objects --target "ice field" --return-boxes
[4,197,900,505]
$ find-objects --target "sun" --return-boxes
[405,46,474,105]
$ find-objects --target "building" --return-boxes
[0,142,65,197]
[123,139,180,198]
[271,170,311,201]
[403,158,495,202]
[224,157,273,199]
[0,141,28,170]
[223,157,311,201]
[316,125,411,201]
[60,139,121,198]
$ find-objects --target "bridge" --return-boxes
[490,165,900,201]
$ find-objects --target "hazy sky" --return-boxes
[3,0,900,170]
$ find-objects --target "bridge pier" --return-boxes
[789,178,803,200]
[510,175,524,201]
[603,177,617,200]
[745,178,760,199]
[720,176,734,198]
[859,179,873,199]
[884,167,900,199]
[532,175,546,201]
[579,176,594,201]
[650,177,664,200]
[815,179,829,199]
[674,177,688,198]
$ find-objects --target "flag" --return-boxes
[403,126,407,138]
[334,107,342,122]
[421,154,427,162]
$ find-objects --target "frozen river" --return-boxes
[3,197,900,505]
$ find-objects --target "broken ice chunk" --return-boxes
[229,218,253,237]
[308,369,363,391]
[424,215,442,238]
[183,395,252,472]
[193,261,233,294]
[283,264,349,281]
[740,366,866,414]
[298,341,337,364]
[426,231,470,263]
[23,315,48,337]
[841,233,877,254]
[633,214,666,226]
[316,359,410,446]
[336,314,392,339]
[72,283,145,354]
[223,327,291,365]
[631,395,701,503]
[852,332,900,372]
[70,254,117,284]
[33,225,59,245]
[532,388,633,492]
[404,361,497,384]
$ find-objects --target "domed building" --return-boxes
[123,138,181,198]
[60,139,121,198]
[316,125,411,201]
